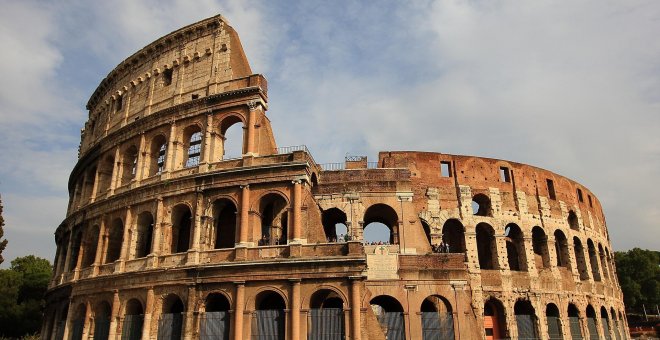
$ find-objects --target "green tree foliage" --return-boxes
[0,194,8,265]
[615,248,660,312]
[0,256,52,338]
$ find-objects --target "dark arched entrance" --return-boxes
[94,301,112,340]
[158,294,184,340]
[309,289,345,339]
[370,295,405,340]
[122,299,144,340]
[253,291,286,339]
[484,298,506,340]
[420,295,454,340]
[514,300,538,339]
[201,293,231,340]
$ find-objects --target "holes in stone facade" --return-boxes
[219,117,244,160]
[149,135,167,176]
[577,188,584,202]
[121,145,138,185]
[259,193,288,246]
[82,225,99,267]
[531,226,550,269]
[574,237,589,280]
[554,230,570,269]
[514,300,539,339]
[185,128,202,167]
[371,295,405,340]
[115,95,123,112]
[587,239,601,281]
[546,303,563,340]
[484,298,507,340]
[472,194,492,216]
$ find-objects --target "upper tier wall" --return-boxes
[79,15,254,157]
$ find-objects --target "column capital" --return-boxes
[233,280,246,285]
[288,278,302,283]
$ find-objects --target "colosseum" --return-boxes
[42,15,628,340]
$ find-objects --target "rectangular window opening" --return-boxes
[115,96,123,112]
[163,68,173,86]
[440,161,451,177]
[499,166,511,182]
[577,188,584,202]
[588,195,593,207]
[547,179,556,200]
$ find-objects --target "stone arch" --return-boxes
[598,243,610,281]
[442,219,465,253]
[253,290,287,339]
[363,203,399,244]
[587,239,601,281]
[476,223,498,270]
[600,306,612,340]
[573,237,589,280]
[218,113,245,159]
[370,295,405,340]
[122,298,144,340]
[200,292,231,339]
[147,134,168,176]
[105,218,124,263]
[248,286,290,311]
[170,204,193,253]
[134,211,154,258]
[484,297,507,340]
[420,295,454,340]
[257,192,289,245]
[180,123,203,168]
[70,303,87,340]
[554,229,570,269]
[568,210,579,230]
[472,193,492,216]
[308,288,346,339]
[568,303,583,339]
[514,300,539,339]
[321,207,348,242]
[93,301,112,340]
[68,225,83,271]
[531,226,550,269]
[586,304,599,339]
[120,144,138,185]
[96,153,115,195]
[505,223,527,271]
[213,198,238,249]
[546,303,563,340]
[82,225,100,267]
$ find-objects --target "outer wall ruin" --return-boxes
[43,15,628,340]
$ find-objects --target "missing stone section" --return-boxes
[440,161,451,177]
[546,179,556,200]
[499,166,511,182]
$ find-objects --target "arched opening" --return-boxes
[122,299,144,340]
[601,306,612,340]
[83,166,97,202]
[586,305,599,339]
[82,225,100,267]
[310,173,318,188]
[618,311,626,340]
[442,219,465,253]
[363,204,398,245]
[574,237,589,280]
[219,117,244,160]
[514,300,538,339]
[476,223,498,270]
[370,295,405,340]
[148,135,167,176]
[568,210,579,230]
[158,294,184,340]
[421,220,433,248]
[484,298,507,340]
[134,212,154,258]
[587,239,601,281]
[213,199,237,249]
[201,293,231,340]
[57,233,70,274]
[309,289,345,339]
[472,193,492,216]
[546,303,563,340]
[70,303,86,340]
[254,291,286,339]
[97,154,114,195]
[105,218,123,263]
[171,205,192,253]
[322,208,348,242]
[554,230,570,269]
[420,295,454,340]
[531,227,550,269]
[505,223,527,271]
[183,126,203,168]
[611,307,621,340]
[94,301,112,340]
[68,227,83,271]
[120,145,138,185]
[568,304,583,339]
[598,244,610,281]
[54,304,69,340]
[258,193,288,246]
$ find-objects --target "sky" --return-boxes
[0,0,659,266]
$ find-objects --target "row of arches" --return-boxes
[71,117,245,209]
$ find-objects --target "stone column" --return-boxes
[82,301,92,340]
[291,180,303,244]
[116,206,132,272]
[238,185,250,246]
[73,236,85,280]
[233,282,246,340]
[62,230,75,274]
[92,217,106,276]
[523,237,537,274]
[201,113,213,166]
[245,102,257,155]
[183,286,197,340]
[495,235,509,271]
[290,279,301,340]
[142,288,154,340]
[108,291,120,340]
[89,166,100,203]
[61,299,75,340]
[165,123,177,173]
[134,133,146,183]
[350,277,362,340]
[53,243,64,278]
[150,198,164,267]
[109,147,121,195]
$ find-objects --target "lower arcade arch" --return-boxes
[253,291,287,339]
[70,303,86,340]
[420,295,454,340]
[122,299,144,340]
[483,298,507,340]
[545,303,563,340]
[586,305,600,339]
[308,289,345,339]
[370,295,405,340]
[601,306,613,340]
[612,307,623,340]
[158,294,185,340]
[568,304,583,339]
[93,301,112,340]
[200,293,231,340]
[514,300,539,339]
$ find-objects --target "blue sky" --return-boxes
[1,0,659,266]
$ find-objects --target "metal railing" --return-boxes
[320,163,345,171]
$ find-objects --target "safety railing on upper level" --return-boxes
[276,145,317,165]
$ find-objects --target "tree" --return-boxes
[0,255,52,338]
[615,248,660,313]
[0,194,8,265]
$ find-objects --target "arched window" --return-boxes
[322,208,348,242]
[57,233,70,274]
[611,307,622,340]
[574,237,589,280]
[505,223,527,271]
[254,291,286,339]
[121,145,138,185]
[148,135,167,176]
[546,303,563,340]
[309,289,345,339]
[586,305,599,339]
[554,230,570,269]
[363,204,399,245]
[442,219,465,253]
[82,225,100,267]
[514,300,538,339]
[370,295,405,340]
[68,227,83,271]
[476,223,498,270]
[587,239,601,281]
[484,298,507,340]
[70,304,86,340]
[122,299,144,340]
[568,304,583,339]
[599,244,610,281]
[601,306,612,340]
[171,205,192,253]
[134,212,154,258]
[201,293,231,340]
[532,227,550,269]
[82,166,97,202]
[420,295,454,340]
[568,210,579,230]
[213,199,237,249]
[158,294,184,340]
[94,301,112,340]
[105,218,123,263]
[258,194,288,246]
[184,126,203,168]
[472,193,492,216]
[97,154,115,195]
[219,116,244,160]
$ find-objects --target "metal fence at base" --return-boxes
[516,315,539,340]
[309,308,344,340]
[251,309,285,340]
[421,312,454,340]
[94,317,111,340]
[377,312,405,340]
[121,315,143,340]
[200,311,230,340]
[569,316,583,340]
[546,316,563,340]
[158,313,183,340]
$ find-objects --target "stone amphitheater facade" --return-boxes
[43,15,628,340]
